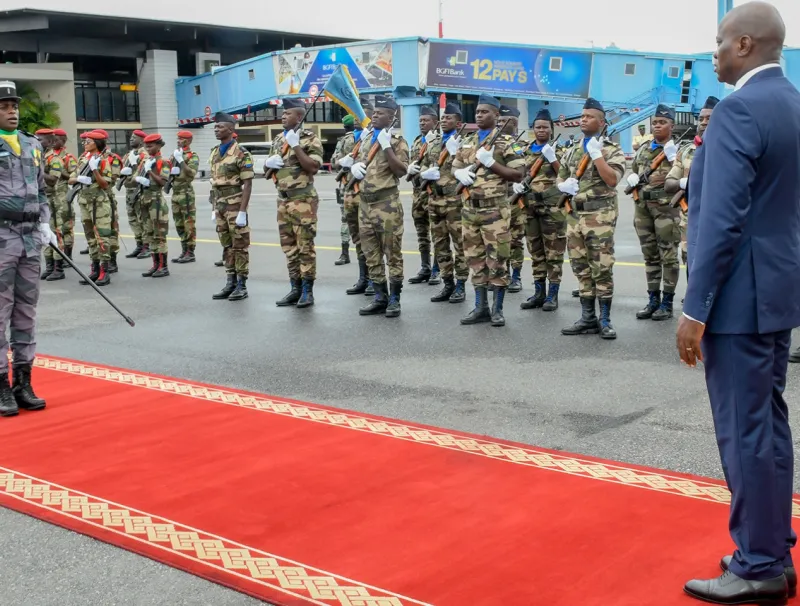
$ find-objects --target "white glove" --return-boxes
[541,144,557,163]
[170,166,181,175]
[557,178,579,196]
[284,129,300,148]
[144,159,155,172]
[663,140,678,162]
[406,162,421,176]
[445,135,461,156]
[120,167,133,176]
[337,155,355,168]
[475,146,496,168]
[350,162,367,180]
[77,175,92,185]
[88,156,100,171]
[235,211,247,227]
[39,222,58,247]
[128,151,138,165]
[512,182,527,195]
[454,168,475,186]
[265,155,284,169]
[377,127,392,150]
[626,173,641,188]
[679,177,688,190]
[212,211,217,223]
[135,176,150,187]
[420,166,440,181]
[586,137,604,161]
[424,130,437,144]
[172,149,183,163]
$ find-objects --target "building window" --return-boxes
[624,63,636,76]
[248,69,255,80]
[668,66,680,78]
[78,128,135,156]
[74,82,140,122]
[194,85,201,95]
[549,57,562,72]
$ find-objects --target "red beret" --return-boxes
[53,129,67,136]
[93,129,109,138]
[79,132,88,139]
[35,128,53,135]
[133,129,147,138]
[84,130,106,140]
[143,133,163,143]
[177,130,193,139]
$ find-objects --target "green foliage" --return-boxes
[16,83,61,133]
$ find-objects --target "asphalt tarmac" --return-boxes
[4,173,799,605]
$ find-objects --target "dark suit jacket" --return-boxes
[685,67,800,334]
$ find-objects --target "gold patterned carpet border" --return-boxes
[33,356,800,518]
[0,467,429,606]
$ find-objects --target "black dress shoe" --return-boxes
[684,569,787,605]
[721,555,796,598]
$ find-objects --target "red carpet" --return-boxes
[0,356,797,605]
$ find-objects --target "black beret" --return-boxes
[477,94,500,109]
[499,105,520,118]
[374,95,398,110]
[419,105,437,117]
[655,104,676,120]
[533,108,553,124]
[702,96,719,110]
[281,98,305,110]
[444,102,462,117]
[583,97,604,113]
[360,97,374,110]
[214,112,236,124]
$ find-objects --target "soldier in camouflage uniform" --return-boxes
[557,98,625,340]
[0,81,52,416]
[266,98,324,309]
[349,95,409,317]
[498,104,527,294]
[94,129,122,274]
[119,130,149,259]
[330,114,354,266]
[406,105,438,284]
[135,133,171,279]
[169,130,200,264]
[513,108,566,312]
[37,129,57,279]
[46,129,77,280]
[665,96,718,280]
[452,94,526,327]
[70,130,114,286]
[418,101,468,304]
[210,112,254,302]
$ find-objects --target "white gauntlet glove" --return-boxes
[512,182,527,195]
[377,127,393,150]
[284,129,300,148]
[337,155,355,168]
[420,166,441,181]
[350,162,367,180]
[406,162,421,176]
[120,167,133,176]
[445,135,461,156]
[135,176,150,187]
[170,166,181,175]
[77,175,92,185]
[679,177,688,190]
[172,149,184,163]
[663,140,678,162]
[557,178,579,196]
[475,146,496,168]
[235,211,247,227]
[626,173,641,188]
[88,156,100,171]
[541,144,557,163]
[265,155,284,169]
[585,137,604,161]
[454,168,475,186]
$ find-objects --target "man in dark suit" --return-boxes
[677,2,800,604]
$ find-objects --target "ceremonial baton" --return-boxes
[48,244,135,327]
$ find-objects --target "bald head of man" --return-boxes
[714,1,785,85]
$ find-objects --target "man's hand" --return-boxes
[235,211,247,227]
[679,177,688,190]
[676,315,705,367]
[557,177,579,196]
[512,182,528,195]
[77,175,92,185]
[664,140,678,162]
[586,137,604,161]
[424,130,437,144]
[284,129,300,148]
[135,176,150,187]
[88,156,100,171]
[475,146,496,168]
[420,166,440,181]
[541,143,557,163]
[120,167,133,176]
[350,162,367,180]
[170,166,181,175]
[445,135,461,156]
[128,150,138,165]
[406,162,421,176]
[454,168,475,186]
[173,149,184,163]
[377,128,393,150]
[265,155,284,169]
[337,155,355,168]
[626,173,641,188]
[211,210,217,223]
[144,159,155,172]
[38,223,58,247]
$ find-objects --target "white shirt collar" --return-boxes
[734,63,782,90]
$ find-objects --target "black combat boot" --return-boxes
[64,246,73,264]
[335,243,350,266]
[142,253,158,277]
[636,290,661,319]
[562,297,600,335]
[364,280,375,296]
[182,246,196,263]
[491,287,506,327]
[521,280,547,309]
[79,261,100,285]
[347,258,369,295]
[47,259,65,281]
[41,258,54,280]
[229,276,248,301]
[136,243,151,259]
[359,282,388,315]
[79,247,89,255]
[449,279,466,303]
[599,298,617,340]
[651,292,674,321]
[428,259,441,285]
[108,252,118,273]
[212,274,237,300]
[296,279,315,308]
[276,278,302,307]
[542,283,560,312]
[408,251,431,284]
[461,286,491,325]
[385,281,402,318]
[172,242,187,263]
[572,289,579,297]
[508,268,522,293]
[126,241,143,258]
[152,253,169,278]
[11,364,46,411]
[0,373,18,417]
[430,277,455,302]
[95,262,111,286]
[214,256,225,267]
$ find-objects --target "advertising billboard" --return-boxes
[427,42,593,98]
[274,42,393,96]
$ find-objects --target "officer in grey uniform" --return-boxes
[0,81,55,416]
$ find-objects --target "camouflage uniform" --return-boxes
[136,155,171,255]
[73,153,114,262]
[330,132,352,246]
[409,133,433,275]
[122,146,148,253]
[666,142,697,266]
[169,148,199,255]
[341,131,365,258]
[102,150,122,259]
[508,179,527,276]
[42,148,64,264]
[209,140,254,278]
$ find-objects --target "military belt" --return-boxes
[211,185,242,201]
[463,196,505,209]
[430,183,459,198]
[526,186,561,206]
[0,210,41,223]
[572,197,614,213]
[277,185,315,201]
[360,187,399,204]
[640,190,669,202]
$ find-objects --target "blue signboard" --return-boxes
[427,42,593,98]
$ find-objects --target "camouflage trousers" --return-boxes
[125,186,145,243]
[278,195,318,280]
[344,191,363,261]
[633,200,681,294]
[0,234,43,372]
[567,206,617,300]
[142,194,170,255]
[79,191,113,262]
[411,189,431,257]
[216,200,250,277]
[107,191,120,254]
[526,203,567,284]
[171,185,197,248]
[429,198,468,280]
[44,187,75,261]
[359,192,404,285]
[679,208,688,266]
[337,188,349,245]
[509,200,526,271]
[462,199,511,288]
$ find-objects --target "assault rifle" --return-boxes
[345,117,397,195]
[557,124,608,216]
[66,155,95,204]
[425,124,468,195]
[624,130,693,201]
[509,133,561,208]
[264,90,326,181]
[116,150,140,191]
[406,121,440,188]
[334,128,370,184]
[133,157,151,205]
[455,120,512,197]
